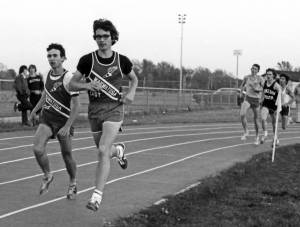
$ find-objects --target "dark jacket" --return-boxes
[14,75,30,96]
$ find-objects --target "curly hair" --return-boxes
[280,73,290,82]
[266,68,277,78]
[93,18,119,45]
[46,43,66,58]
[252,64,260,71]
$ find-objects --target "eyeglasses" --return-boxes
[94,34,111,40]
[47,54,59,58]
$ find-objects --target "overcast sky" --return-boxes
[1,0,300,78]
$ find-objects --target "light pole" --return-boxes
[233,49,242,88]
[178,14,186,94]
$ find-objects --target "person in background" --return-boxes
[27,64,44,125]
[279,74,295,129]
[239,64,264,145]
[260,68,281,145]
[13,65,33,125]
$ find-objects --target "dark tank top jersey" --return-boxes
[86,51,123,103]
[43,70,72,119]
[28,75,44,91]
[262,81,278,111]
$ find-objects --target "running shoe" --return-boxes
[241,131,249,141]
[66,183,77,200]
[254,136,260,145]
[260,131,268,144]
[39,174,54,195]
[86,195,102,211]
[260,136,266,144]
[115,143,128,169]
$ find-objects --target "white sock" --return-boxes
[92,189,103,200]
[116,145,123,158]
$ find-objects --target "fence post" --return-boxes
[163,89,166,110]
[146,88,149,113]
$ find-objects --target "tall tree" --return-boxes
[277,61,293,71]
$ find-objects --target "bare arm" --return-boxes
[57,95,80,137]
[121,70,138,104]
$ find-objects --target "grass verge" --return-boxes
[110,144,300,226]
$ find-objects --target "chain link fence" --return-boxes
[0,88,239,118]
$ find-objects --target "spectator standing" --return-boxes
[14,65,33,125]
[28,64,44,125]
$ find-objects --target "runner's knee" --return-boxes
[61,148,72,159]
[33,144,45,157]
[98,145,111,158]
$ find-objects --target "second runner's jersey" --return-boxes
[262,81,278,110]
[43,69,76,119]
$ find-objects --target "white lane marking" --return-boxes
[1,124,299,152]
[0,130,243,165]
[74,123,241,134]
[0,134,243,185]
[0,123,241,141]
[0,135,33,141]
[2,122,300,141]
[1,136,300,219]
[0,126,242,152]
[0,126,298,165]
[1,133,300,186]
[154,182,202,205]
[2,128,299,166]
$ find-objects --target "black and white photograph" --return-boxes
[1,0,300,226]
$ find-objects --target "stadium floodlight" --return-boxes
[178,14,186,94]
[233,49,242,88]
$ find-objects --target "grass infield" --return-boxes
[111,144,300,227]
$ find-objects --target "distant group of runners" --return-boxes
[27,18,138,212]
[240,63,295,146]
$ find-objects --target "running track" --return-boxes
[0,122,300,227]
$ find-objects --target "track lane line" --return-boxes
[0,123,242,141]
[0,126,243,152]
[1,128,299,166]
[1,136,300,219]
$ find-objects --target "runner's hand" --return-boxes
[29,112,38,124]
[120,93,134,104]
[58,125,70,137]
[88,80,102,91]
